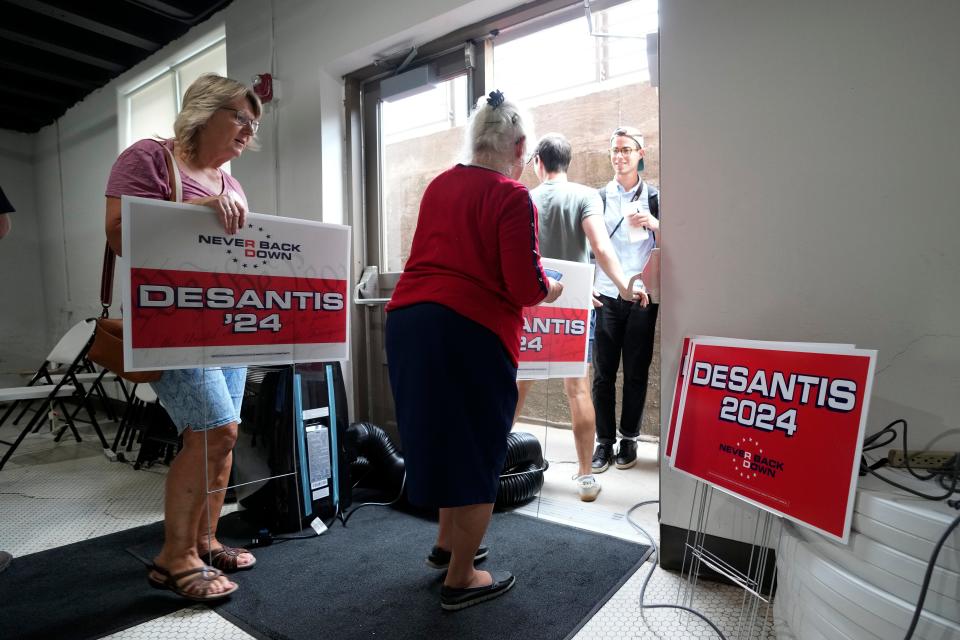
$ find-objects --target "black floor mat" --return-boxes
[0,507,650,640]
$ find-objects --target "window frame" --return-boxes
[345,0,591,273]
[116,23,226,154]
[346,0,648,273]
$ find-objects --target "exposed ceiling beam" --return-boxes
[0,114,47,132]
[4,0,160,50]
[0,101,53,121]
[0,27,126,73]
[123,0,194,22]
[0,84,73,105]
[0,59,99,90]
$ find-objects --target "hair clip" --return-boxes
[486,90,505,109]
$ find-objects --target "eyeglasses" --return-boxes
[220,107,260,133]
[610,147,639,156]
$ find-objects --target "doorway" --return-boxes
[347,0,661,536]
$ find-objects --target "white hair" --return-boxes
[462,92,534,166]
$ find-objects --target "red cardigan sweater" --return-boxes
[386,164,548,365]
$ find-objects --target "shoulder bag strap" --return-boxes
[100,140,181,315]
[158,140,183,203]
[99,243,116,317]
[608,182,644,238]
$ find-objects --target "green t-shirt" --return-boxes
[530,180,602,264]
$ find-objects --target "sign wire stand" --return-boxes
[677,481,781,639]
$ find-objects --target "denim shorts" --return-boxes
[150,366,246,434]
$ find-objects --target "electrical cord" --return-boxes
[625,500,729,640]
[248,503,342,548]
[844,418,960,639]
[272,531,319,544]
[498,463,549,478]
[863,419,935,480]
[859,419,960,501]
[249,528,320,548]
[350,467,373,489]
[902,508,960,640]
[340,471,407,526]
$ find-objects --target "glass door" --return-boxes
[355,46,485,436]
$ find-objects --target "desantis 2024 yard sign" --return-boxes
[120,196,350,370]
[517,258,594,380]
[669,337,876,542]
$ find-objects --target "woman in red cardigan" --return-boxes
[386,91,562,611]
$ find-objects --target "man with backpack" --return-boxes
[591,126,660,473]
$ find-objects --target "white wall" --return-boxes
[224,0,526,223]
[0,131,47,385]
[659,0,960,541]
[34,95,121,342]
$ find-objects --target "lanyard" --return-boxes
[608,183,643,238]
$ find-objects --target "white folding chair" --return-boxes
[0,319,109,470]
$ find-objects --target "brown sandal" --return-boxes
[146,562,238,601]
[202,545,256,572]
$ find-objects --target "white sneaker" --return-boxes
[575,474,601,502]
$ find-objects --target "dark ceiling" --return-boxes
[0,0,234,133]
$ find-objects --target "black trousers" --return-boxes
[591,294,659,445]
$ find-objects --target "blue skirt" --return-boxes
[386,303,518,508]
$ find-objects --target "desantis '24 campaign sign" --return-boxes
[120,197,351,370]
[669,337,876,542]
[517,258,594,380]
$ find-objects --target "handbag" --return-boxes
[88,243,162,383]
[88,141,183,383]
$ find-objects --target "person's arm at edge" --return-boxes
[0,213,10,239]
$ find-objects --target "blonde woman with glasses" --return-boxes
[104,74,261,602]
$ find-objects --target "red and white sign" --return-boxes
[517,258,594,380]
[664,337,692,460]
[669,337,876,542]
[120,197,351,370]
[665,338,856,462]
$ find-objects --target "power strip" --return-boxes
[887,449,958,469]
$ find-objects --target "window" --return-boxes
[382,76,469,145]
[121,38,227,149]
[347,0,661,435]
[494,1,658,106]
[380,76,470,271]
[355,0,659,274]
[493,0,660,193]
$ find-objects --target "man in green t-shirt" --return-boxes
[513,133,639,502]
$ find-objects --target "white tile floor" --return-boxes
[0,411,775,639]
